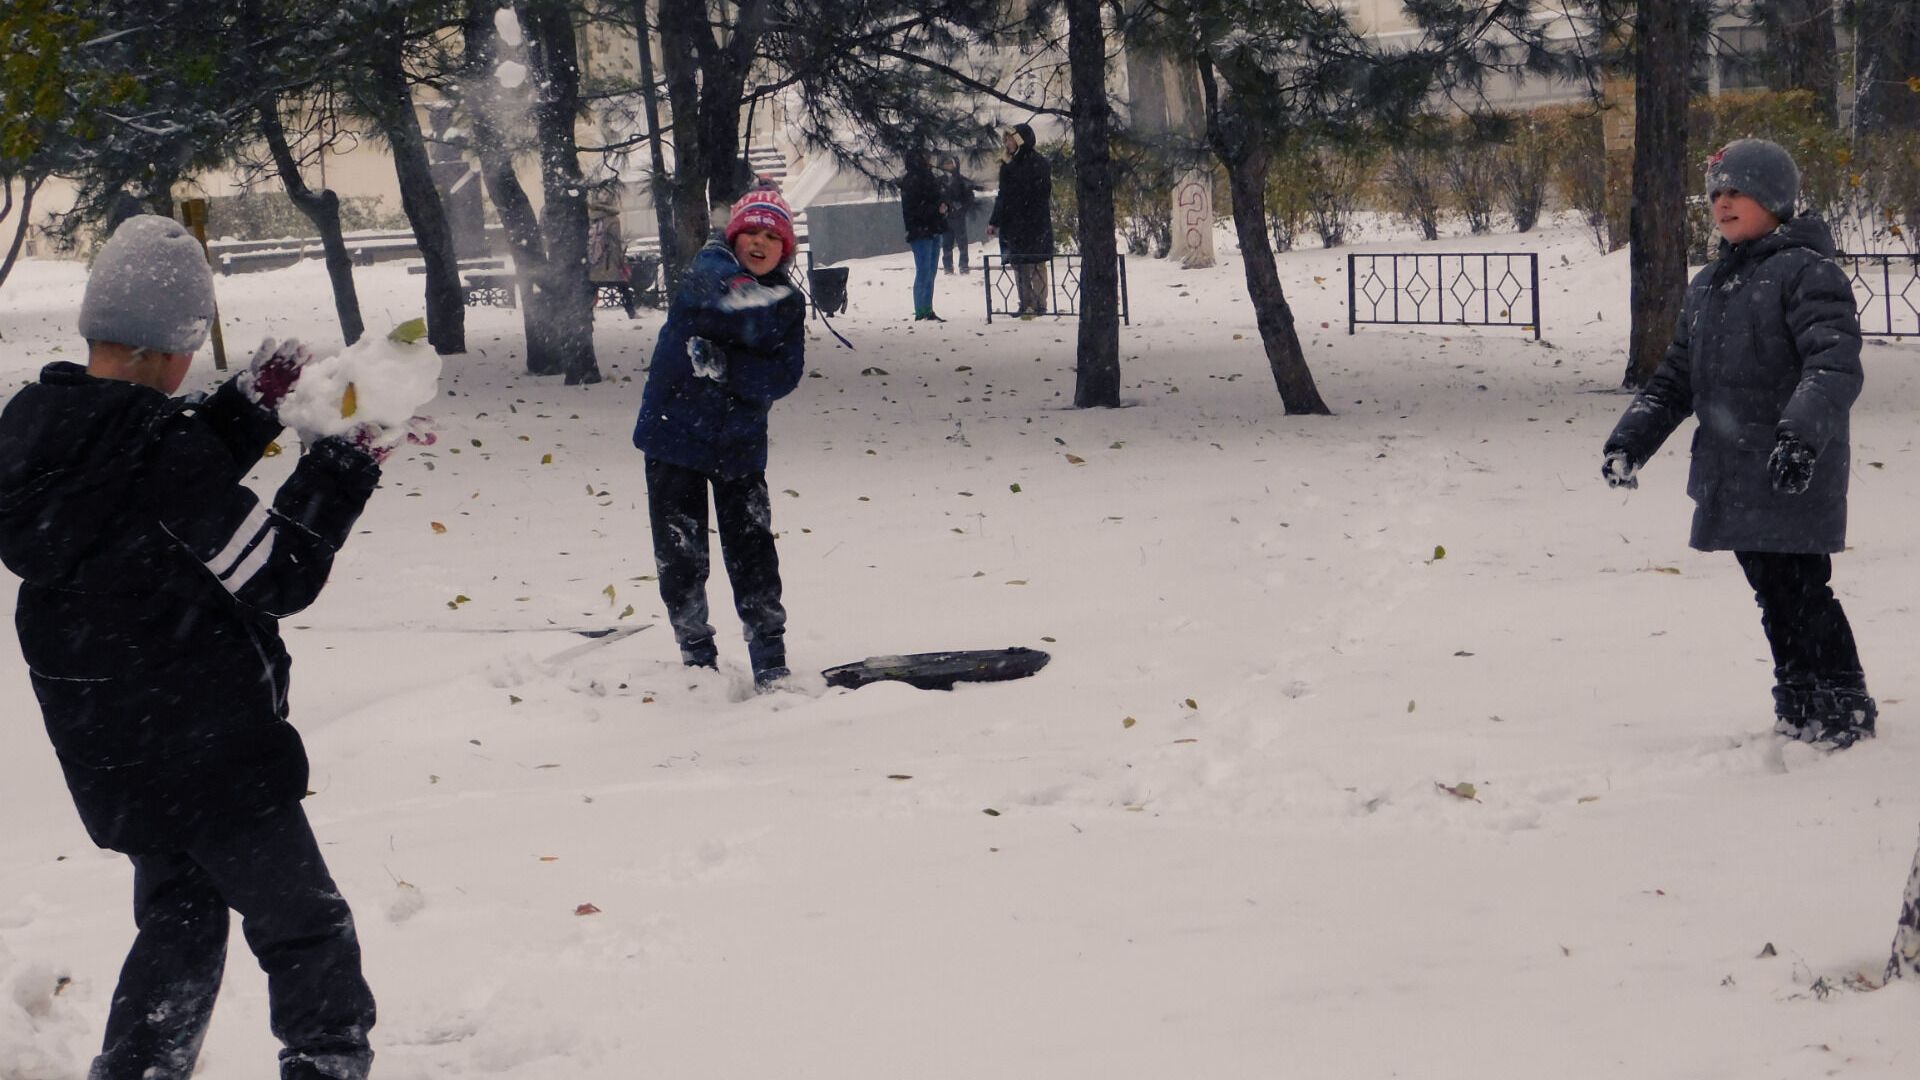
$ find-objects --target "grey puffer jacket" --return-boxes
[1605,216,1863,553]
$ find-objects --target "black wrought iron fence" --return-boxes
[982,253,1130,325]
[1347,252,1541,339]
[1837,252,1920,337]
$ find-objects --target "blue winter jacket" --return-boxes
[632,241,806,477]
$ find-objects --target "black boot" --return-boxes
[1806,675,1877,750]
[1771,680,1816,739]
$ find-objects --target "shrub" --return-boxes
[1495,112,1554,233]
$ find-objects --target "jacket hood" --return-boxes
[1722,214,1838,262]
[1012,123,1036,149]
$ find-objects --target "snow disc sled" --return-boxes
[821,647,1050,691]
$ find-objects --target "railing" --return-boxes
[1347,252,1541,339]
[1837,252,1920,337]
[982,253,1130,325]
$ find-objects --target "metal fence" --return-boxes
[1347,252,1541,339]
[1837,252,1920,337]
[981,253,1130,325]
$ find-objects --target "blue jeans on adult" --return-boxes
[910,236,941,315]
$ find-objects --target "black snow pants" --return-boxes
[1734,550,1865,688]
[645,456,787,674]
[90,801,375,1080]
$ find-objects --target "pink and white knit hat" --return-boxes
[725,186,797,262]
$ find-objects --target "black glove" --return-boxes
[1602,450,1638,490]
[1768,433,1816,495]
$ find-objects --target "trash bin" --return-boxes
[810,265,849,316]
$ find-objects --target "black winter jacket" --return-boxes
[1605,216,1863,553]
[0,363,380,852]
[988,146,1054,255]
[900,166,947,243]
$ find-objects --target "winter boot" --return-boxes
[1771,680,1816,739]
[681,637,718,669]
[1806,683,1877,750]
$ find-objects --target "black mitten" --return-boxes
[1768,433,1816,495]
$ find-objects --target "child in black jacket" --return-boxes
[1603,140,1872,749]
[0,216,390,1080]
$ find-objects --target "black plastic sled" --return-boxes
[821,647,1051,691]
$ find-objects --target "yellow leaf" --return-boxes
[1064,453,1086,465]
[602,585,617,604]
[1432,545,1447,561]
[1123,716,1137,728]
[1909,75,1920,92]
[618,604,635,619]
[541,453,554,465]
[340,383,358,418]
[1438,781,1479,801]
[388,317,429,344]
[539,856,559,862]
[1184,698,1198,710]
[262,440,283,457]
[430,521,447,534]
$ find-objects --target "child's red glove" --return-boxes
[240,337,317,413]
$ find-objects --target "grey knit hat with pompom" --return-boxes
[78,214,217,354]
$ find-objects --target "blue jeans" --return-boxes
[910,236,941,314]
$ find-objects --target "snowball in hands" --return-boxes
[276,334,442,446]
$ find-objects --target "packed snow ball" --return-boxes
[276,331,442,443]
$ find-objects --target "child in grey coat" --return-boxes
[1603,138,1872,749]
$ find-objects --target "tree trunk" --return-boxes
[259,103,365,346]
[0,175,40,294]
[1855,0,1920,132]
[631,0,677,290]
[1223,146,1329,415]
[461,0,570,376]
[1762,0,1839,124]
[657,0,713,278]
[1625,0,1691,389]
[371,41,465,356]
[1888,823,1920,982]
[525,0,601,385]
[1197,56,1328,417]
[1067,0,1120,408]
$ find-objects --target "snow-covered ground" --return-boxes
[3,216,1919,1079]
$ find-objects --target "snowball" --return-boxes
[277,333,443,443]
[494,6,524,46]
[495,60,528,90]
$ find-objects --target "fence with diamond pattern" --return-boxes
[1837,252,1920,338]
[1347,252,1541,339]
[981,253,1130,324]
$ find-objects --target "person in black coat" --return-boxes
[986,123,1054,315]
[633,186,807,686]
[899,151,948,320]
[939,156,977,274]
[0,216,388,1079]
[1603,139,1873,749]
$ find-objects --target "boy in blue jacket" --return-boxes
[1603,139,1872,749]
[0,215,388,1078]
[633,186,807,688]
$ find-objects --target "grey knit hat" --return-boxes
[78,214,217,354]
[1704,138,1800,222]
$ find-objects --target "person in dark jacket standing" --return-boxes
[986,123,1054,316]
[0,215,388,1080]
[939,156,977,275]
[900,151,948,321]
[633,186,807,688]
[1603,139,1873,749]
